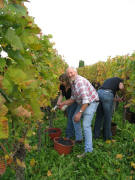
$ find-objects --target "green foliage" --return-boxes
[8,3,27,17]
[5,28,24,51]
[2,0,134,178]
[2,107,135,179]
[0,58,6,72]
[0,2,67,176]
[78,54,135,110]
[79,60,84,67]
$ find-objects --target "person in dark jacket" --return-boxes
[57,73,77,139]
[94,77,124,141]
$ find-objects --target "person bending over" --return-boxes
[57,73,77,139]
[60,67,99,158]
[94,77,124,141]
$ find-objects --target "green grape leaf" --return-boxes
[2,78,13,95]
[0,58,6,72]
[5,28,24,51]
[26,129,33,137]
[6,68,27,84]
[8,4,27,17]
[10,51,32,67]
[21,32,42,50]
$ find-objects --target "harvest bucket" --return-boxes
[54,137,74,155]
[45,128,62,140]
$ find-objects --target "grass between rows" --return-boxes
[2,103,135,180]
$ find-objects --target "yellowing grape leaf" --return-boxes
[30,158,36,167]
[111,139,116,143]
[116,168,120,172]
[131,162,135,169]
[16,159,26,168]
[4,154,9,160]
[32,145,38,150]
[47,170,52,177]
[0,117,9,139]
[18,138,25,143]
[105,140,111,144]
[0,159,6,175]
[0,0,4,8]
[14,106,31,118]
[25,143,31,152]
[116,154,123,159]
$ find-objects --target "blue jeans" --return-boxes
[94,89,114,141]
[72,102,99,153]
[65,102,78,138]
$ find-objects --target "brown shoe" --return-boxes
[77,153,85,158]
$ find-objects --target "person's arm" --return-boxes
[74,103,89,122]
[57,91,63,105]
[59,98,75,107]
[79,104,89,113]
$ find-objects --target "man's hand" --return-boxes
[56,102,61,109]
[59,102,66,107]
[59,99,75,107]
[74,112,82,122]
